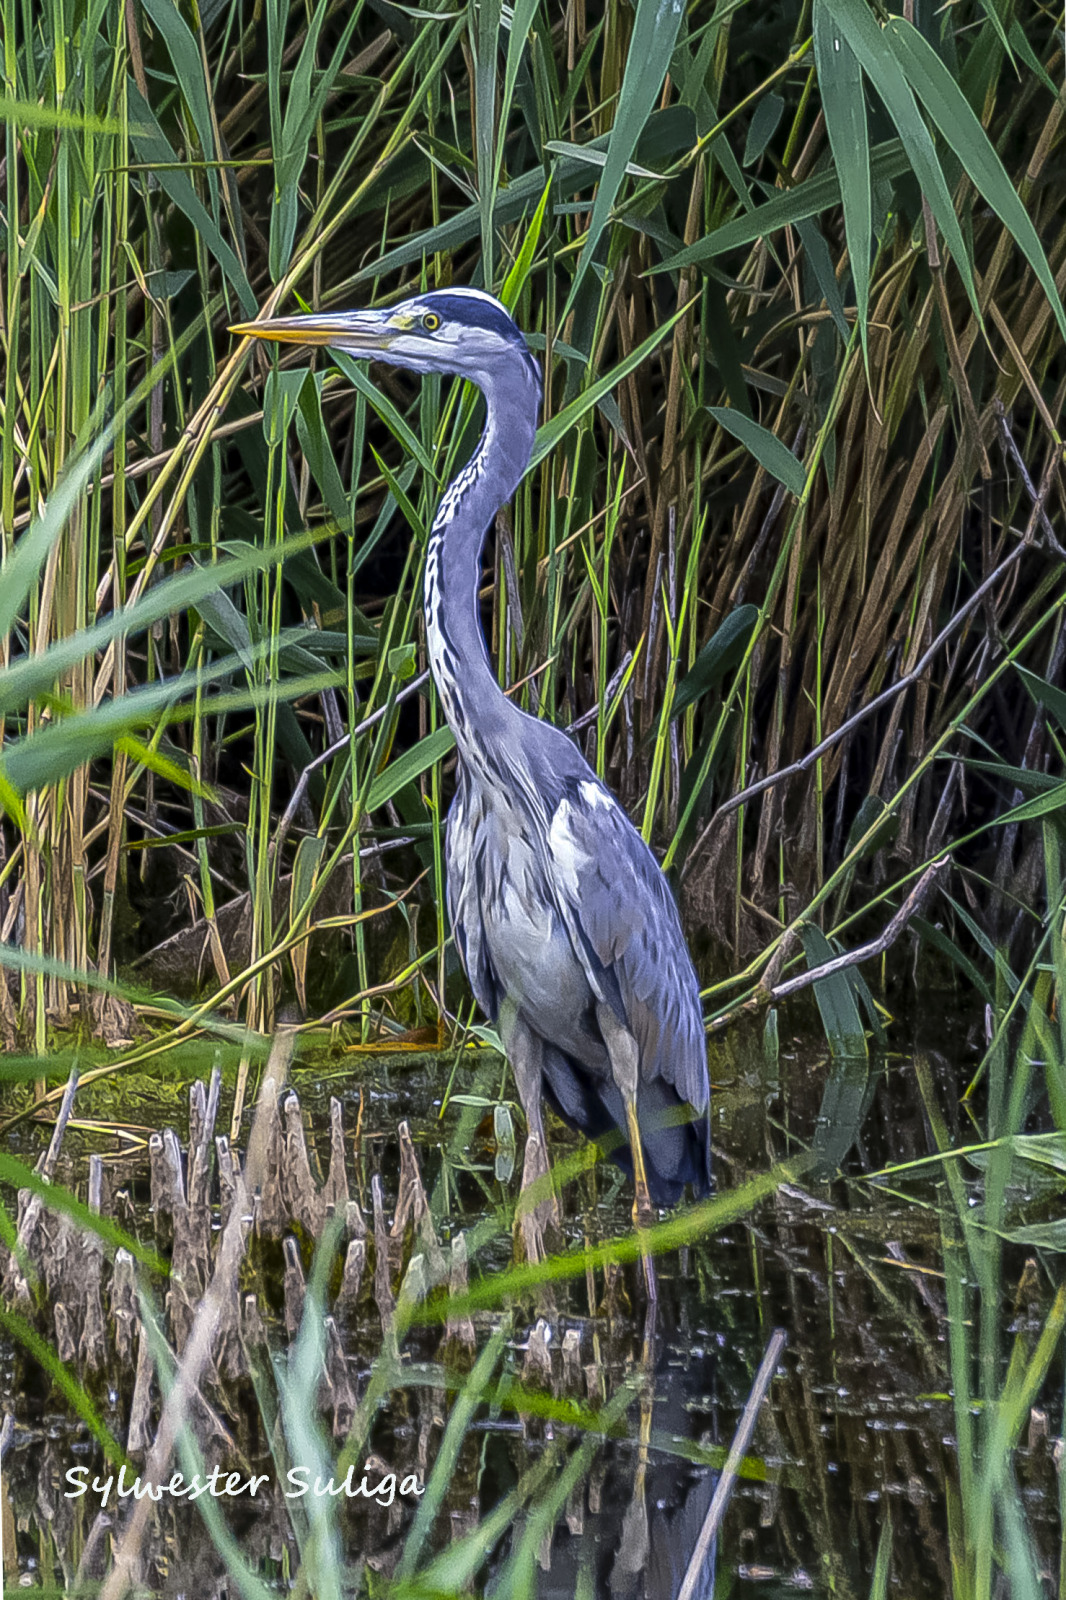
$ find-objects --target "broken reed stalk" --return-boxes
[2,1067,80,1305]
[677,1327,788,1600]
[97,1026,296,1600]
[2,1036,520,1600]
[709,856,948,1033]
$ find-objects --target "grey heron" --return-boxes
[233,289,711,1286]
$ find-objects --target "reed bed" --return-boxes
[1,0,1066,1592]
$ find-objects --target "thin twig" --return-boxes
[677,1328,788,1600]
[568,650,634,734]
[994,399,1065,557]
[709,856,948,1032]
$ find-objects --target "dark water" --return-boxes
[0,1031,1061,1596]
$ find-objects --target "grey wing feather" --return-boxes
[445,767,499,1022]
[546,780,707,1112]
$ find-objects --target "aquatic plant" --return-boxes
[1,0,1065,1590]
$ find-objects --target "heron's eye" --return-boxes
[422,312,441,332]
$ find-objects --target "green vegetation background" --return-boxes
[2,0,1066,1593]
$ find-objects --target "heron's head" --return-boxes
[231,287,541,398]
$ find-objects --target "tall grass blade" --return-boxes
[564,0,687,311]
[821,0,978,318]
[813,0,871,366]
[886,19,1066,341]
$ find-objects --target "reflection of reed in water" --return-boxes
[0,1057,727,1595]
[2,1046,1063,1595]
[713,1044,1064,1600]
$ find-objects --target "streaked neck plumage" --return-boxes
[424,354,541,784]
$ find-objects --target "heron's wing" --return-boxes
[446,769,500,1022]
[546,778,707,1112]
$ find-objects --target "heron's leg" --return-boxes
[597,1004,658,1304]
[499,1002,562,1246]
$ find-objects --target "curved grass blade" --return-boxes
[296,375,350,529]
[0,95,124,134]
[333,353,436,476]
[887,16,1066,342]
[0,1152,168,1276]
[672,604,760,720]
[0,1306,129,1466]
[1007,19,1055,95]
[990,780,1066,827]
[821,0,977,319]
[1017,664,1066,730]
[357,110,695,285]
[530,302,691,470]
[0,531,323,718]
[396,1322,509,1580]
[564,0,686,314]
[870,1513,892,1600]
[707,407,807,496]
[500,176,552,310]
[270,0,364,278]
[0,401,119,642]
[0,665,342,798]
[277,1221,347,1600]
[143,1289,277,1600]
[367,725,455,812]
[743,91,785,166]
[127,82,255,316]
[411,1158,809,1321]
[141,0,219,217]
[654,138,908,270]
[795,216,851,342]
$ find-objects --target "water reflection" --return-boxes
[0,1040,1062,1595]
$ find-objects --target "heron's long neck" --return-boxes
[424,367,538,778]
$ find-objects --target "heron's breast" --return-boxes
[475,821,605,1067]
[481,830,557,975]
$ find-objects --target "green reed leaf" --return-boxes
[531,302,690,470]
[655,138,909,270]
[800,926,868,1060]
[565,0,686,312]
[820,0,978,319]
[367,725,455,812]
[814,0,870,365]
[886,17,1066,342]
[707,407,807,495]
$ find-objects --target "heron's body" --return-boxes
[235,287,711,1242]
[448,757,710,1203]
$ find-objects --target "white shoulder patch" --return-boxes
[579,780,613,813]
[548,797,586,893]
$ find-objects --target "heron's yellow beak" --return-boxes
[229,309,399,352]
